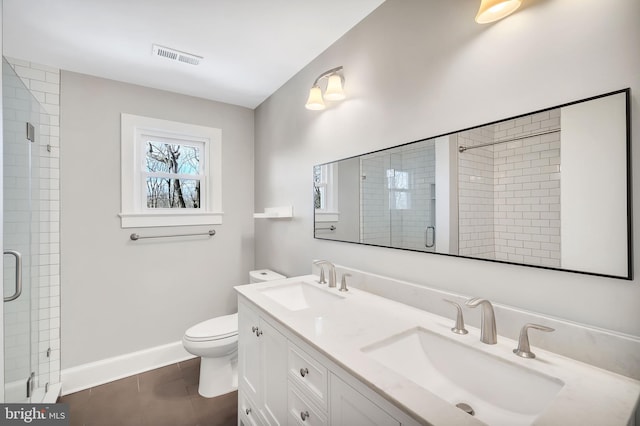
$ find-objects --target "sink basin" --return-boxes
[258,281,344,311]
[362,327,564,426]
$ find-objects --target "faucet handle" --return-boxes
[339,274,350,292]
[318,268,326,284]
[443,299,468,335]
[313,260,327,284]
[513,323,554,359]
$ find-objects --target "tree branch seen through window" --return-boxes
[145,141,202,209]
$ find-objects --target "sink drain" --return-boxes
[455,402,475,416]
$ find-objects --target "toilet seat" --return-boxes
[184,312,238,342]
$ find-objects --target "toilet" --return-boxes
[182,269,286,398]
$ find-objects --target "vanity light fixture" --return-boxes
[475,0,522,24]
[305,66,345,110]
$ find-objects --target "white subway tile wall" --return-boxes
[6,57,61,389]
[458,126,496,258]
[458,109,561,267]
[361,154,390,245]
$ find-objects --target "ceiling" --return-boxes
[3,0,385,109]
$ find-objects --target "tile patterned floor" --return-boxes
[58,358,237,426]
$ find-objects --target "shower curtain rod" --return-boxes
[458,128,560,153]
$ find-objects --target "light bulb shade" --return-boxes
[305,86,326,110]
[475,0,521,24]
[323,74,346,101]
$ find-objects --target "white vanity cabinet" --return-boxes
[238,299,421,426]
[287,342,329,425]
[238,301,288,426]
[330,375,400,426]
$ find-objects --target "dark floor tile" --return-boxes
[138,364,183,393]
[191,391,237,426]
[87,416,142,426]
[141,377,190,401]
[179,358,200,385]
[60,362,236,426]
[84,376,142,426]
[59,390,91,426]
[179,357,200,369]
[90,375,139,397]
[141,391,198,426]
[83,391,142,426]
[180,358,201,396]
[186,382,200,397]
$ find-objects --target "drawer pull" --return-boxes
[300,411,310,421]
[300,367,309,377]
[245,408,251,415]
[256,329,263,337]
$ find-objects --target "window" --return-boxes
[313,163,339,222]
[120,114,222,228]
[387,168,411,210]
[145,138,202,209]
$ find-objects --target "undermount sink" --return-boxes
[362,327,564,426]
[258,281,344,311]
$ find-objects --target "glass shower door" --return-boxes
[3,58,42,403]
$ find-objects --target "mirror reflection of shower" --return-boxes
[314,90,629,279]
[360,140,437,252]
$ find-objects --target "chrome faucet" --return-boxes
[313,260,336,288]
[465,297,497,344]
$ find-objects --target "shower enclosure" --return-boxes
[360,139,437,252]
[2,58,50,402]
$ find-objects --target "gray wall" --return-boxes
[60,71,254,368]
[0,5,5,402]
[254,0,640,337]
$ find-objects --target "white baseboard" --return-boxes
[61,341,195,395]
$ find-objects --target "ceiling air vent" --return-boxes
[152,44,203,66]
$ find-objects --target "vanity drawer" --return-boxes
[239,391,263,426]
[288,343,328,410]
[288,384,327,426]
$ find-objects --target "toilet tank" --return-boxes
[249,269,286,283]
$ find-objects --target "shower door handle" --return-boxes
[425,227,435,248]
[4,250,23,302]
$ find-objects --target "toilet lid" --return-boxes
[185,312,238,341]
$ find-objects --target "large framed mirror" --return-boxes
[314,89,632,279]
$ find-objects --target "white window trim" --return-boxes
[119,113,223,228]
[314,163,339,222]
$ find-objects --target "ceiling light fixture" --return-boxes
[475,0,522,24]
[305,66,345,110]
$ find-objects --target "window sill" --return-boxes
[315,211,340,222]
[119,212,223,228]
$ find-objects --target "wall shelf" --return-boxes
[253,206,293,219]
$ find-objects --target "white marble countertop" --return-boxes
[236,275,640,426]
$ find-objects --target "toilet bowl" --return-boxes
[183,269,285,398]
[182,313,239,398]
